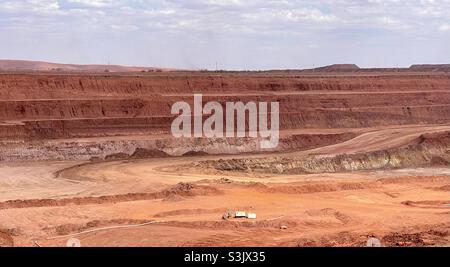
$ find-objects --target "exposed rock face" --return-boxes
[2,73,450,137]
[198,131,450,174]
[1,72,450,161]
[0,133,356,161]
[2,73,450,99]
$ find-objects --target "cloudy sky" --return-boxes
[0,0,449,70]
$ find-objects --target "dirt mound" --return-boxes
[104,153,129,161]
[153,208,223,218]
[0,230,14,247]
[163,182,222,197]
[167,182,195,192]
[261,182,373,194]
[379,176,450,184]
[402,200,450,209]
[290,231,366,247]
[381,225,450,247]
[433,185,450,191]
[215,178,233,184]
[287,224,450,247]
[313,64,360,72]
[130,148,169,159]
[182,151,209,157]
[46,219,154,236]
[0,182,220,210]
[165,218,299,231]
[162,194,186,202]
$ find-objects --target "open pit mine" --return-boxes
[0,68,449,247]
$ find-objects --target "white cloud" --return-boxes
[0,0,449,69]
[439,23,450,31]
[0,0,60,13]
[110,24,138,31]
[285,8,337,23]
[65,0,114,8]
[241,7,337,26]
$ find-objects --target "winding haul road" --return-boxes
[1,124,449,202]
[57,124,450,190]
[1,124,449,247]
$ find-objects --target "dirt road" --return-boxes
[0,124,449,247]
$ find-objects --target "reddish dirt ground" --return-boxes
[0,71,449,247]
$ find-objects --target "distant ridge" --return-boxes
[409,64,450,72]
[0,59,175,73]
[299,63,450,73]
[1,60,450,73]
[312,64,360,72]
